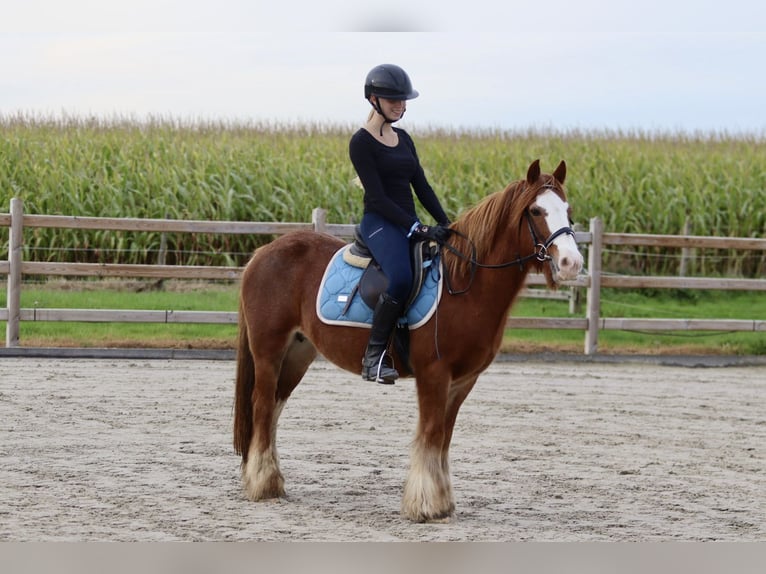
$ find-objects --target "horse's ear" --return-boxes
[526,159,541,184]
[553,160,566,184]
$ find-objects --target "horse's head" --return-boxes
[522,159,583,286]
[446,160,583,290]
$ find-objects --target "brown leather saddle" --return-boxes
[341,225,439,313]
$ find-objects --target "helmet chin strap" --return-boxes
[371,97,405,136]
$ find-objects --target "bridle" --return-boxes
[526,212,578,265]
[438,188,576,295]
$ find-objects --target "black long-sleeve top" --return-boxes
[349,127,449,231]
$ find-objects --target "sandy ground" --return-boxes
[0,356,764,541]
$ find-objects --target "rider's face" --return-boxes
[377,97,406,120]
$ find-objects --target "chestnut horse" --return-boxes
[233,159,583,522]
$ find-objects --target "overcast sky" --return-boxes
[2,0,765,135]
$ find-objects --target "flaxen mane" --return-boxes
[445,174,561,279]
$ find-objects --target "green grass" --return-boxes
[506,289,766,355]
[1,280,238,348]
[1,281,763,354]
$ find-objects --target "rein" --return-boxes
[439,210,576,296]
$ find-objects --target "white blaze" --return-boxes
[534,189,583,279]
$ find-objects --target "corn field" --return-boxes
[1,114,764,277]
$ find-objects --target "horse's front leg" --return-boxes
[438,375,480,515]
[401,372,454,522]
[242,361,285,501]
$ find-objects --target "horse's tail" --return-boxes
[233,298,254,458]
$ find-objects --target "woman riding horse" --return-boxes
[350,64,452,384]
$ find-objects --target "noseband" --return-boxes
[526,211,577,264]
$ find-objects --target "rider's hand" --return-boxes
[412,223,452,243]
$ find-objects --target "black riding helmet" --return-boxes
[364,64,419,101]
[364,64,419,131]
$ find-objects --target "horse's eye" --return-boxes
[529,206,543,217]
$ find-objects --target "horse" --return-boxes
[233,159,583,522]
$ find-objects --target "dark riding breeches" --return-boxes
[359,212,413,302]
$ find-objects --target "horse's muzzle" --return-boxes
[551,246,583,282]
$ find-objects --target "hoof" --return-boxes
[406,508,454,523]
[426,515,453,524]
[242,477,285,501]
[241,454,285,501]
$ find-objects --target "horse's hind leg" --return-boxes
[275,332,317,402]
[242,355,284,501]
[242,332,317,501]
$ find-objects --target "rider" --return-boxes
[349,63,452,384]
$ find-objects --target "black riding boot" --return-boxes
[362,293,403,384]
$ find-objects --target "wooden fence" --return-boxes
[2,198,765,354]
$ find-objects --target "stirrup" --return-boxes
[363,354,398,385]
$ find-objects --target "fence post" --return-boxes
[6,198,23,347]
[312,208,327,234]
[584,217,602,355]
[568,286,582,314]
[679,216,692,277]
[158,211,168,266]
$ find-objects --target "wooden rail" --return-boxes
[3,198,766,354]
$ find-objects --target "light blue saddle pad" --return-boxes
[316,245,442,329]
